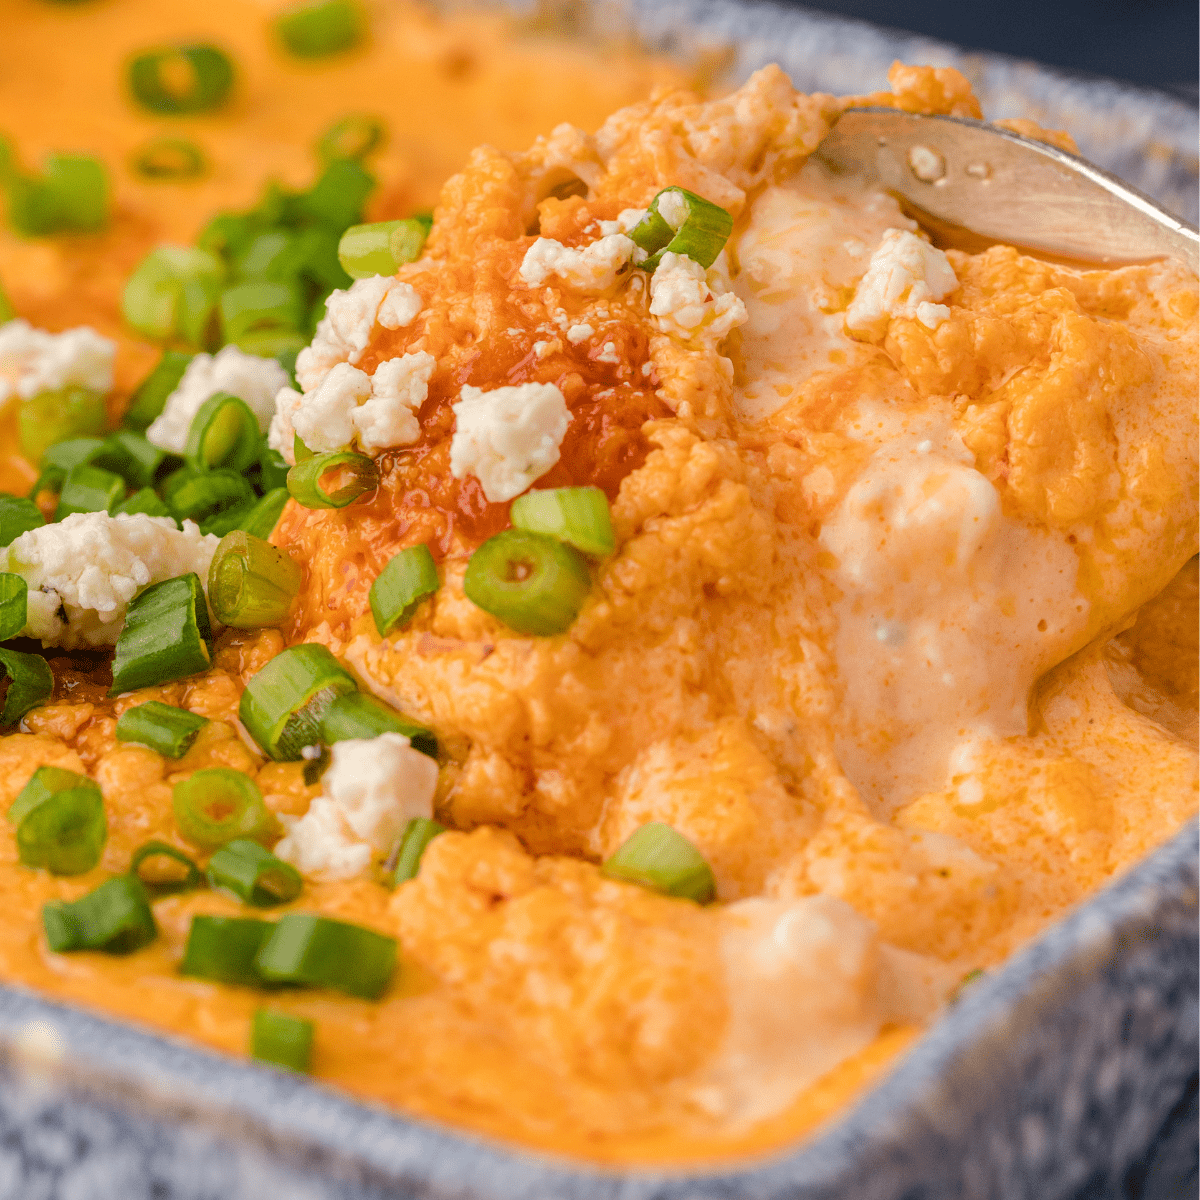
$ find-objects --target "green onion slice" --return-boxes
[116,700,209,758]
[251,1008,313,1072]
[509,486,614,558]
[387,816,444,887]
[219,280,305,347]
[44,154,110,232]
[184,391,261,474]
[276,0,364,58]
[287,451,378,510]
[123,349,194,432]
[298,158,374,230]
[293,433,313,463]
[238,487,290,541]
[0,276,13,324]
[316,114,385,165]
[319,691,436,758]
[180,914,273,986]
[167,468,254,525]
[0,647,54,726]
[0,495,45,547]
[122,246,224,344]
[601,822,716,904]
[0,573,27,642]
[336,219,427,280]
[208,530,301,629]
[131,137,207,182]
[629,186,734,272]
[31,436,104,498]
[199,500,257,538]
[256,447,291,493]
[53,464,125,520]
[368,544,437,637]
[92,430,167,491]
[254,913,396,1000]
[239,643,357,761]
[110,573,212,695]
[129,839,204,894]
[127,44,235,115]
[113,487,176,522]
[9,765,107,876]
[43,876,156,955]
[207,838,302,906]
[172,768,273,849]
[19,386,108,466]
[463,530,591,636]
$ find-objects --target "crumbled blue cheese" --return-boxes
[0,320,114,405]
[274,732,438,881]
[519,234,636,292]
[844,229,958,336]
[648,252,748,340]
[449,381,571,503]
[0,512,219,649]
[145,345,288,454]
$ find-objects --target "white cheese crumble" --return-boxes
[1,512,219,649]
[145,345,288,454]
[566,323,594,344]
[648,252,748,341]
[355,352,436,452]
[449,382,571,503]
[597,207,649,237]
[291,362,371,453]
[295,275,423,393]
[274,733,438,882]
[656,190,689,230]
[518,234,635,292]
[0,320,115,405]
[844,229,957,336]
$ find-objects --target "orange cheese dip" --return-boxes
[0,0,1196,1167]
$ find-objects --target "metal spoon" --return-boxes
[815,107,1199,274]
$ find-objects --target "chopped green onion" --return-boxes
[208,530,301,628]
[368,544,437,637]
[463,530,591,636]
[316,114,385,165]
[629,186,734,272]
[0,647,53,725]
[233,229,293,280]
[9,765,107,876]
[320,691,437,758]
[239,643,357,760]
[122,245,224,344]
[293,433,313,463]
[257,447,291,493]
[413,210,433,233]
[110,573,212,695]
[234,328,311,360]
[287,451,378,510]
[19,386,107,466]
[255,913,396,999]
[113,487,176,522]
[219,280,305,347]
[172,768,273,849]
[127,44,235,115]
[131,137,208,181]
[54,464,125,520]
[0,496,43,547]
[123,350,193,431]
[92,430,167,491]
[337,219,427,280]
[129,839,203,894]
[251,1008,313,1072]
[298,158,374,230]
[184,392,261,474]
[180,914,273,985]
[43,876,156,954]
[387,817,444,886]
[275,0,365,58]
[601,822,716,903]
[510,486,614,558]
[238,487,290,541]
[0,573,27,642]
[5,155,110,237]
[116,700,209,757]
[198,499,257,538]
[207,838,302,906]
[167,468,254,526]
[0,276,13,323]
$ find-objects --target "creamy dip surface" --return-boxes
[0,1,1196,1166]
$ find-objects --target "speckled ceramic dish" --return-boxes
[0,2,1195,1196]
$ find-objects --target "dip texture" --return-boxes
[0,6,1195,1166]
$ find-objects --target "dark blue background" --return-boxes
[785,0,1199,99]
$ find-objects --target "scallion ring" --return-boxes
[43,876,156,955]
[131,137,207,181]
[123,349,194,432]
[509,486,614,558]
[116,700,209,758]
[113,487,176,522]
[0,574,27,643]
[180,914,273,986]
[275,0,364,58]
[316,114,385,165]
[286,451,378,510]
[92,430,167,491]
[629,186,734,272]
[254,912,396,1000]
[31,436,104,498]
[239,643,357,761]
[251,1008,313,1072]
[54,464,125,520]
[167,468,254,526]
[600,821,716,904]
[207,838,302,906]
[19,386,107,466]
[208,530,301,628]
[320,691,436,759]
[0,495,45,547]
[218,280,305,347]
[387,817,444,887]
[297,158,374,230]
[257,447,291,493]
[184,392,261,474]
[129,839,204,894]
[238,487,290,541]
[0,648,54,726]
[172,768,274,849]
[9,765,107,876]
[127,44,235,116]
[336,219,427,280]
[110,573,212,695]
[122,246,224,344]
[368,544,438,637]
[463,530,591,636]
